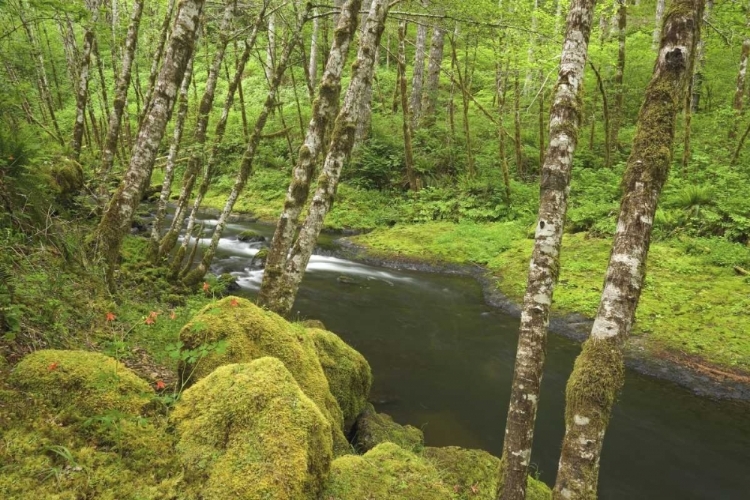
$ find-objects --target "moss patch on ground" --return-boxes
[172,359,333,499]
[352,223,750,373]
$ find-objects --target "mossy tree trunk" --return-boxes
[71,1,100,162]
[610,0,626,154]
[420,24,445,128]
[100,0,145,186]
[730,37,749,139]
[158,0,237,261]
[409,1,428,128]
[95,0,205,285]
[257,0,391,316]
[399,20,419,191]
[141,0,176,126]
[498,1,598,499]
[355,0,378,144]
[182,6,310,286]
[552,2,703,498]
[258,0,363,312]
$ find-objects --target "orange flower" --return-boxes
[230,297,239,307]
[105,312,116,322]
[145,312,157,325]
[202,282,210,292]
[155,380,166,390]
[47,362,58,371]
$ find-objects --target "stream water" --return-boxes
[175,213,750,499]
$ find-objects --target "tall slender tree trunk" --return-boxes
[730,39,750,139]
[525,0,539,92]
[399,21,418,190]
[496,59,512,204]
[309,9,319,89]
[690,0,712,112]
[159,0,237,259]
[590,62,611,168]
[265,12,276,82]
[652,0,665,49]
[409,1,429,127]
[141,0,177,125]
[450,35,475,176]
[498,1,598,498]
[610,0,626,154]
[256,0,390,316]
[355,0,378,144]
[71,2,100,161]
[420,24,445,128]
[100,0,145,185]
[553,2,702,498]
[258,0,363,312]
[513,70,523,177]
[95,0,205,285]
[182,7,311,285]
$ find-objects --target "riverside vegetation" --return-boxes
[1,0,749,498]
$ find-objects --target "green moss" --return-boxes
[236,229,265,242]
[353,403,424,453]
[172,359,333,499]
[10,350,153,416]
[307,327,372,431]
[178,296,348,453]
[322,442,452,499]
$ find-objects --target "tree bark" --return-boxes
[498,1,598,498]
[690,0,712,112]
[256,0,390,316]
[420,24,445,128]
[513,70,523,177]
[258,0,363,312]
[553,2,702,498]
[100,0,145,184]
[309,8,319,89]
[610,0,626,153]
[182,7,311,285]
[266,12,276,82]
[652,0,665,50]
[355,0,378,144]
[95,0,205,286]
[158,0,238,259]
[399,21,418,190]
[730,28,749,138]
[141,0,177,125]
[590,62,611,168]
[409,1,429,127]
[71,2,100,161]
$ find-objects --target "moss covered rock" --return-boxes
[178,297,348,453]
[307,327,372,432]
[323,442,452,499]
[172,359,333,499]
[353,403,424,453]
[237,229,265,242]
[9,350,153,416]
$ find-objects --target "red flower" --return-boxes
[47,362,58,371]
[105,312,116,322]
[145,316,155,325]
[230,298,239,307]
[145,312,157,325]
[202,282,210,292]
[155,380,166,390]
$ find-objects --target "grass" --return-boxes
[353,223,750,373]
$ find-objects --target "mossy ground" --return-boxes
[352,223,750,374]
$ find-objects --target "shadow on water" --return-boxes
[174,213,750,499]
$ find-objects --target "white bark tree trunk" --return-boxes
[498,1,599,499]
[71,1,101,161]
[259,0,391,315]
[258,0,363,312]
[141,0,177,125]
[730,38,750,138]
[553,2,703,498]
[652,0,665,49]
[409,1,429,127]
[399,20,418,190]
[309,9,319,89]
[420,24,445,127]
[95,0,205,285]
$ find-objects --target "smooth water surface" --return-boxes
[178,213,750,499]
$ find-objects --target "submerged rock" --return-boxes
[323,442,452,499]
[10,349,153,415]
[337,275,358,285]
[237,229,266,242]
[307,327,372,432]
[353,403,424,453]
[172,359,333,500]
[177,296,348,453]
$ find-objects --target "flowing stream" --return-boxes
[174,212,750,499]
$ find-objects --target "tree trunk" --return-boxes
[420,24,445,128]
[398,21,419,190]
[524,0,539,92]
[258,0,363,312]
[652,0,665,50]
[513,70,523,177]
[95,0,205,286]
[730,39,750,139]
[266,12,276,82]
[590,62,611,168]
[553,2,702,498]
[498,1,598,499]
[158,0,237,259]
[148,55,195,260]
[690,1,712,112]
[141,0,176,125]
[309,9,319,89]
[409,1,429,127]
[610,0,626,153]
[355,0,378,144]
[71,3,100,161]
[173,9,267,271]
[100,0,145,184]
[497,59,512,204]
[182,8,310,285]
[256,0,390,316]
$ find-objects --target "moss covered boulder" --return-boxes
[172,359,333,499]
[307,327,372,432]
[323,442,452,499]
[9,349,153,416]
[178,297,348,453]
[353,403,424,453]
